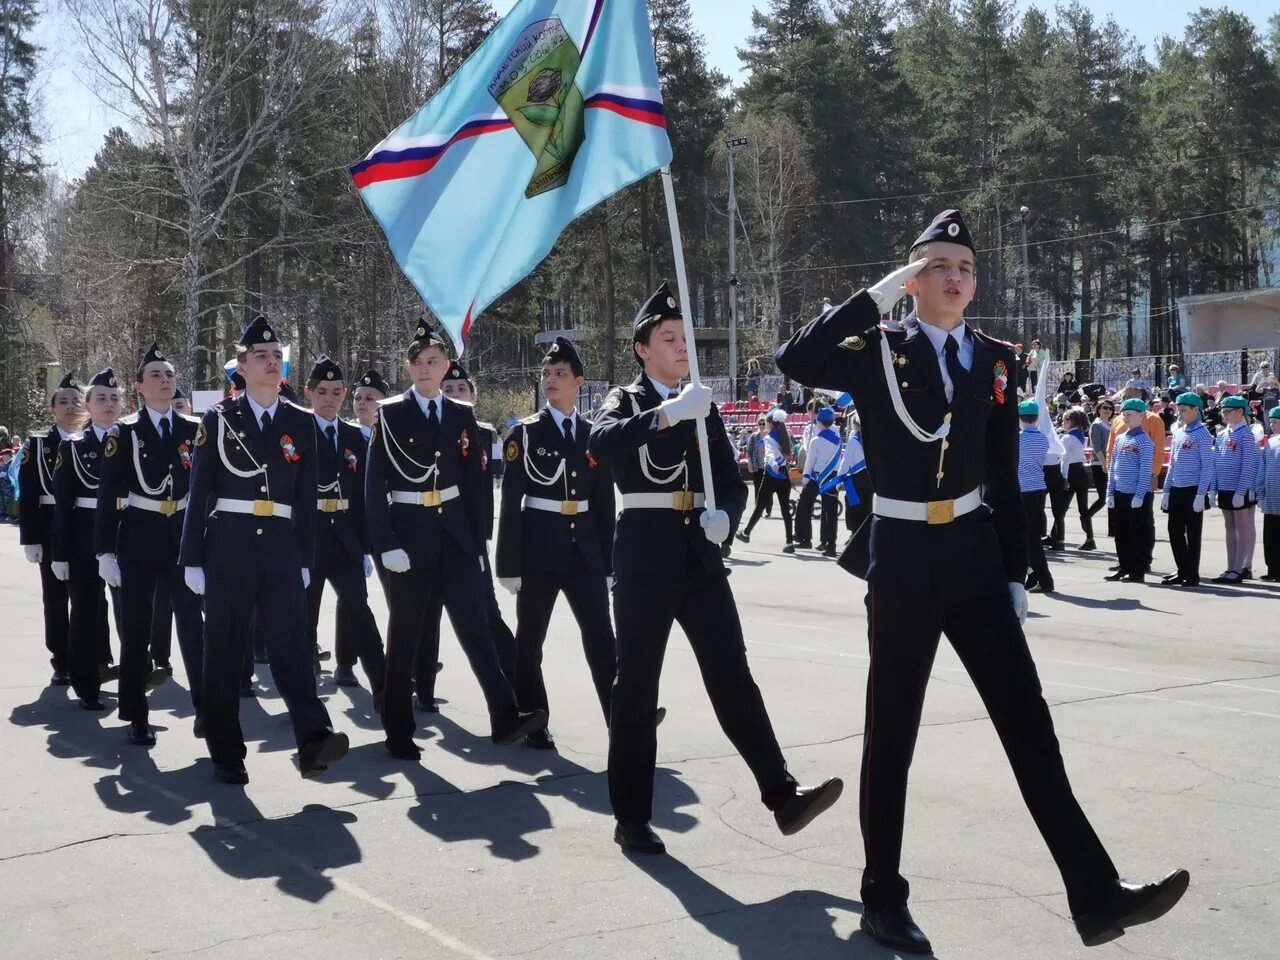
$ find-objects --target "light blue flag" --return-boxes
[352,0,673,353]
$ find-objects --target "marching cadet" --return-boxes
[1258,406,1280,581]
[793,404,842,556]
[352,369,391,442]
[412,359,514,711]
[777,210,1187,953]
[302,356,387,693]
[364,323,545,760]
[51,368,123,710]
[19,372,87,686]
[1212,395,1259,583]
[590,283,843,855]
[1106,399,1155,583]
[95,344,204,744]
[1159,392,1215,587]
[1017,400,1055,593]
[180,315,350,784]
[497,337,617,749]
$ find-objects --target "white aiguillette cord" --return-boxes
[520,423,569,498]
[133,424,174,497]
[878,331,951,444]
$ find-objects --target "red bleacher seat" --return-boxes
[722,401,737,413]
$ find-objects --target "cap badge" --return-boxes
[665,296,677,309]
[947,223,960,237]
[326,370,334,379]
[263,330,272,340]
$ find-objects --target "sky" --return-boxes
[37,0,1276,182]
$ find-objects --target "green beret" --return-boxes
[1120,398,1146,413]
[1174,391,1203,409]
[1269,406,1280,420]
[1017,400,1039,417]
[1219,395,1248,411]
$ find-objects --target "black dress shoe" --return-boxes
[317,648,332,662]
[1239,567,1253,581]
[1024,574,1039,592]
[1180,578,1200,588]
[414,695,439,713]
[781,543,796,554]
[1161,574,1184,586]
[735,531,750,544]
[385,738,422,761]
[99,663,119,682]
[214,764,249,785]
[239,681,257,698]
[1080,539,1097,551]
[654,706,667,727]
[49,670,71,686]
[79,695,106,711]
[524,727,556,750]
[1108,564,1122,572]
[127,720,156,746]
[1212,571,1242,584]
[334,665,360,687]
[1073,869,1190,947]
[1104,571,1125,582]
[822,546,838,558]
[158,661,173,676]
[492,709,549,746]
[860,903,932,954]
[774,778,844,836]
[795,540,813,550]
[1260,573,1279,582]
[299,731,350,779]
[193,715,206,739]
[1031,580,1055,594]
[614,821,665,854]
[1120,573,1145,583]
[145,667,169,691]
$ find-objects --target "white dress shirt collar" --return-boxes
[647,375,679,399]
[146,405,172,434]
[92,425,109,443]
[547,404,578,437]
[244,394,280,424]
[412,389,443,419]
[915,316,968,357]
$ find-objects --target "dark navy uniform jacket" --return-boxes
[52,429,110,563]
[776,290,1027,582]
[179,396,319,568]
[475,420,499,542]
[95,411,201,556]
[363,391,487,561]
[588,374,745,580]
[18,426,62,548]
[311,417,373,563]
[496,408,615,579]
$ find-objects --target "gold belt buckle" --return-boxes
[320,498,338,513]
[672,491,694,511]
[420,490,442,507]
[160,499,177,517]
[560,500,579,516]
[926,499,954,525]
[252,499,276,518]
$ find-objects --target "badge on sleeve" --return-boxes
[840,336,866,352]
[195,422,208,447]
[602,389,622,411]
[505,440,518,462]
[104,436,118,458]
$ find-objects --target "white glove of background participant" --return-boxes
[362,555,374,578]
[51,561,69,582]
[867,259,930,313]
[98,554,122,588]
[1232,492,1244,509]
[1008,582,1028,625]
[658,383,712,428]
[1131,496,1144,509]
[23,545,42,564]
[381,549,411,574]
[499,577,521,594]
[184,566,206,596]
[699,509,730,546]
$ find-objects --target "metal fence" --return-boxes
[1044,347,1279,398]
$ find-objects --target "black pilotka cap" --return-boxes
[406,318,449,359]
[140,342,168,368]
[55,372,82,392]
[543,336,584,377]
[445,360,472,384]
[173,387,188,400]
[239,314,279,348]
[357,369,390,396]
[89,367,119,389]
[633,282,681,338]
[911,209,975,255]
[309,355,344,383]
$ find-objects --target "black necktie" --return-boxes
[261,410,272,432]
[159,417,171,441]
[562,418,573,444]
[943,335,968,398]
[426,400,439,427]
[325,424,336,451]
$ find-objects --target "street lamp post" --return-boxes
[725,136,748,400]
[1019,205,1031,345]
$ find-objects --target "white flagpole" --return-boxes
[659,165,717,514]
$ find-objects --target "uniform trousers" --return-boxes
[743,474,793,543]
[859,514,1117,914]
[1112,492,1152,577]
[37,553,71,671]
[201,517,333,768]
[1086,465,1111,536]
[608,553,795,824]
[306,548,387,691]
[117,541,203,723]
[1164,486,1204,581]
[794,479,839,546]
[382,540,518,749]
[1049,462,1094,542]
[68,557,117,700]
[1264,514,1280,577]
[413,558,516,702]
[1020,491,1052,586]
[150,578,173,667]
[514,550,616,723]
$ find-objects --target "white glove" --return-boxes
[658,383,712,427]
[1192,497,1204,514]
[1131,496,1144,509]
[51,560,70,581]
[1106,496,1115,510]
[1160,493,1170,513]
[498,577,521,594]
[699,509,730,545]
[867,258,929,313]
[381,549,411,574]
[23,545,42,564]
[1008,582,1028,625]
[184,566,206,596]
[98,554,121,588]
[362,555,374,577]
[1232,492,1244,509]
[607,575,616,590]
[301,568,311,589]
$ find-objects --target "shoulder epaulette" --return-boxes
[378,393,407,407]
[119,413,140,426]
[621,384,644,395]
[476,420,496,432]
[520,413,540,425]
[178,413,200,424]
[973,328,1015,350]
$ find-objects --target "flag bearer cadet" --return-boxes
[1159,393,1215,587]
[776,209,1188,953]
[590,283,843,855]
[180,315,350,784]
[95,343,205,744]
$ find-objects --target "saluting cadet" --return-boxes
[51,368,124,709]
[95,344,204,745]
[777,210,1186,953]
[794,405,842,556]
[1212,395,1260,583]
[19,372,87,686]
[352,369,390,442]
[180,315,349,784]
[303,356,387,694]
[590,283,843,856]
[413,359,517,710]
[1159,393,1215,587]
[364,323,545,760]
[497,337,617,750]
[1017,401,1054,593]
[1105,399,1155,583]
[1258,407,1280,581]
